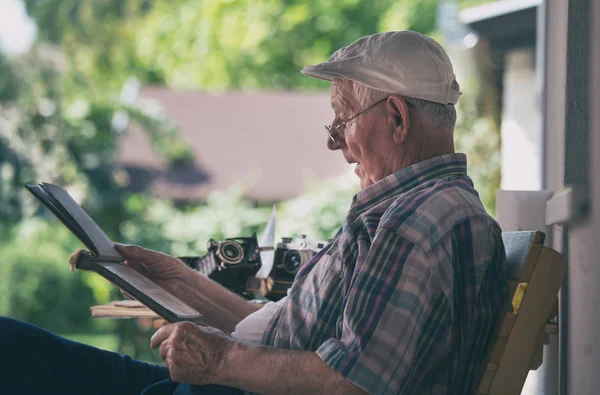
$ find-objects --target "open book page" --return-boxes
[40,183,122,261]
[25,184,94,249]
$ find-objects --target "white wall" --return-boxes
[501,48,543,191]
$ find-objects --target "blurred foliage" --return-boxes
[0,45,193,224]
[1,0,499,353]
[119,174,361,258]
[0,219,109,334]
[22,0,493,91]
[454,91,501,212]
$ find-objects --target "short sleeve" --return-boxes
[316,229,451,395]
[231,297,286,343]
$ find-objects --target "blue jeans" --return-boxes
[0,317,243,395]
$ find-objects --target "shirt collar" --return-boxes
[351,153,468,216]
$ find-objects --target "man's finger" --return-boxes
[67,249,87,272]
[150,323,178,349]
[153,319,168,329]
[114,243,148,260]
[159,338,170,361]
[121,258,146,274]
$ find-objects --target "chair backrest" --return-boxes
[476,231,566,395]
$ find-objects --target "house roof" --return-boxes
[460,0,540,50]
[116,87,354,203]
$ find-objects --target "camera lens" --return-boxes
[217,241,244,264]
[282,250,313,274]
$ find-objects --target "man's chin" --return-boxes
[355,165,376,189]
[359,177,372,190]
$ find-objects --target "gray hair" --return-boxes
[350,81,457,130]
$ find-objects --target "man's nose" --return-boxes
[326,135,339,151]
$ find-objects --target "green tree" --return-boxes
[23,0,494,91]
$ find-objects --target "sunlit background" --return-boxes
[0,0,521,383]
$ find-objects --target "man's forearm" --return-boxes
[175,269,260,333]
[218,343,367,395]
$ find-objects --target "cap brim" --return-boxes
[301,65,350,82]
[301,64,393,99]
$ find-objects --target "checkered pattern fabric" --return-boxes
[261,153,509,394]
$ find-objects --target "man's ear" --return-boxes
[386,96,411,144]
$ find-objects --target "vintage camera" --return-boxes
[266,235,326,300]
[206,236,262,271]
[273,235,324,278]
[180,234,264,298]
[180,233,327,301]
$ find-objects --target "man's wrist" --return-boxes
[162,268,199,306]
[212,343,365,395]
[215,337,253,387]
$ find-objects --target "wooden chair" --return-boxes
[476,231,566,395]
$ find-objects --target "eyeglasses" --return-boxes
[325,97,388,143]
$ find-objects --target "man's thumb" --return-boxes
[114,243,145,259]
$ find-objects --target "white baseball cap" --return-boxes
[301,31,461,105]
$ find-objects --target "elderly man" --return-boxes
[0,31,508,395]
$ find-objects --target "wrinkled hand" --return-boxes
[150,321,235,385]
[114,244,189,296]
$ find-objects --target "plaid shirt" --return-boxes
[261,153,509,395]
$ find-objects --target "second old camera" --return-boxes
[266,235,326,300]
